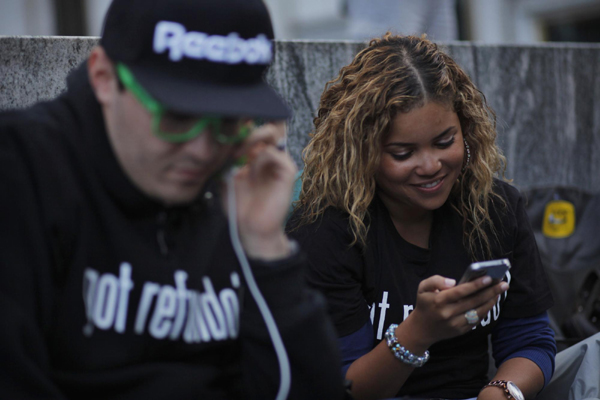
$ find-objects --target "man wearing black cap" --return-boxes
[0,0,344,399]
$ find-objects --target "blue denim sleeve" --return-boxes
[338,320,374,377]
[491,312,557,387]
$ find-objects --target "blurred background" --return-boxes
[1,0,600,43]
[2,0,600,354]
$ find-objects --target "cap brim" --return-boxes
[128,65,292,120]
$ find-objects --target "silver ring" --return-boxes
[465,309,479,325]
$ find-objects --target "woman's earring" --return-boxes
[462,138,471,172]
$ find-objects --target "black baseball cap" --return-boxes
[100,0,291,119]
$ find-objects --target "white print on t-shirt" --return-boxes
[153,21,272,64]
[82,262,241,343]
[403,305,414,321]
[369,271,512,340]
[375,291,390,340]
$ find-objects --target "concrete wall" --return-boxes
[1,36,599,192]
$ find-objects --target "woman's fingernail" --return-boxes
[501,282,509,291]
[276,138,286,151]
[481,276,492,285]
[445,278,456,287]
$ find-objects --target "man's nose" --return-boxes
[182,129,222,159]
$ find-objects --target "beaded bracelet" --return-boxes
[384,324,430,367]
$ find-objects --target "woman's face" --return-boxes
[376,101,465,218]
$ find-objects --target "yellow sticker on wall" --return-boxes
[542,200,575,238]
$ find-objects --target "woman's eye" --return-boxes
[391,152,412,161]
[436,136,456,149]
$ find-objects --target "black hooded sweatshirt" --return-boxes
[0,64,344,400]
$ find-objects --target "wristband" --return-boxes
[482,380,524,400]
[385,324,430,367]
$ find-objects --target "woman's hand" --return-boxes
[224,121,298,260]
[404,275,509,347]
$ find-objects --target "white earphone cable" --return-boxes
[225,170,291,400]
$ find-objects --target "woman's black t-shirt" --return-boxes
[287,180,554,398]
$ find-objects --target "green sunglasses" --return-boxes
[115,63,252,144]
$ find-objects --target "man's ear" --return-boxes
[88,46,118,106]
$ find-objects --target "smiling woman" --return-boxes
[287,33,556,400]
[377,103,465,248]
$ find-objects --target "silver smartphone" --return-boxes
[458,259,511,285]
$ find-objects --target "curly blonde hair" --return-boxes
[293,33,507,258]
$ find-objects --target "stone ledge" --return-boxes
[1,36,598,192]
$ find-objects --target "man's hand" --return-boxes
[225,121,297,260]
